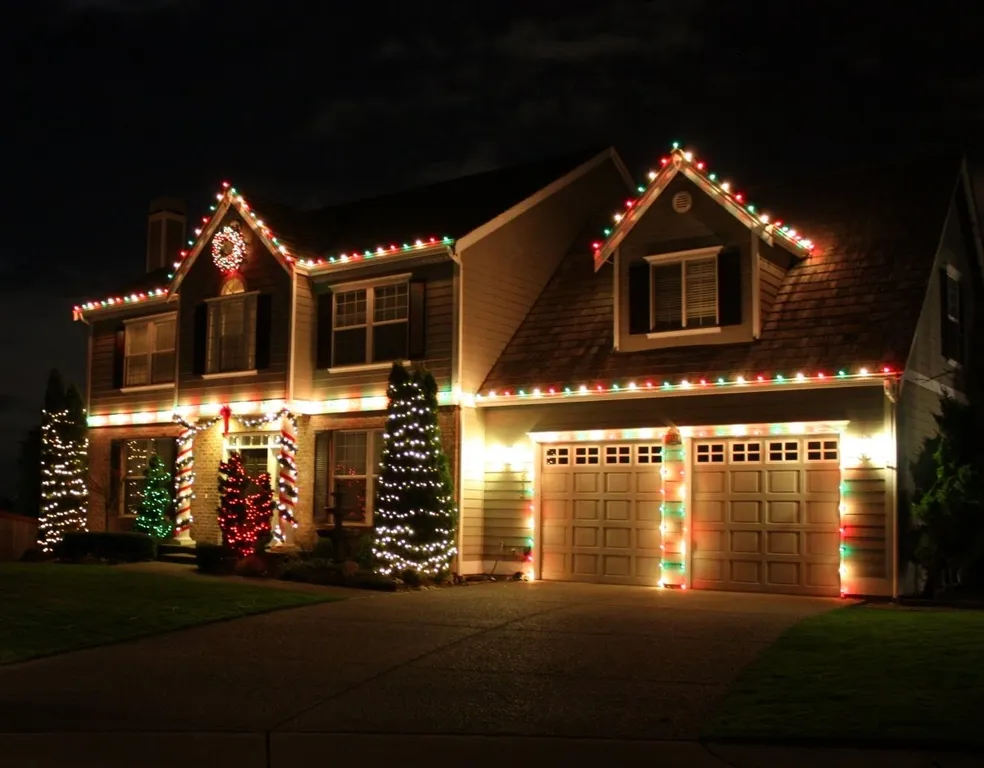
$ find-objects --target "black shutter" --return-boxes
[316,292,333,369]
[112,326,125,389]
[109,439,123,517]
[956,280,965,363]
[939,269,956,361]
[628,263,651,335]
[255,293,273,369]
[409,280,426,359]
[192,304,208,375]
[313,431,331,526]
[717,247,742,326]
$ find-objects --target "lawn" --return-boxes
[0,563,342,665]
[705,604,984,747]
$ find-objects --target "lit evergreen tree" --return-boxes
[133,454,174,540]
[217,453,272,557]
[372,364,458,576]
[38,371,89,553]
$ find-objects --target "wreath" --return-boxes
[211,225,247,272]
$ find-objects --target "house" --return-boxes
[74,143,981,598]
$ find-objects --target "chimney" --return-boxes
[147,197,187,273]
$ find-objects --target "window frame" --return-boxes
[203,291,260,377]
[644,247,723,338]
[329,429,386,526]
[121,437,176,517]
[122,313,177,390]
[329,274,412,370]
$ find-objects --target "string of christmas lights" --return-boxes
[658,429,686,588]
[217,453,274,557]
[592,143,815,268]
[210,223,247,272]
[38,406,89,552]
[372,365,458,576]
[478,367,897,402]
[133,454,175,540]
[296,237,453,268]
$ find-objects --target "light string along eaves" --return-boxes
[73,181,452,314]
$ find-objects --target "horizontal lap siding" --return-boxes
[459,406,486,567]
[291,275,315,401]
[843,466,888,579]
[760,259,786,318]
[481,469,531,565]
[311,263,454,401]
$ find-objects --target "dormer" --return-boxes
[594,148,813,353]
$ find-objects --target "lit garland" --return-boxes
[592,143,815,268]
[372,365,458,576]
[478,367,897,402]
[174,407,299,544]
[658,429,686,588]
[210,224,247,272]
[38,406,89,553]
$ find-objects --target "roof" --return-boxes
[75,148,605,316]
[480,154,962,397]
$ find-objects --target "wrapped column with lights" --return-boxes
[276,411,299,539]
[173,424,196,538]
[659,428,687,588]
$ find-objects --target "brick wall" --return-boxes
[87,424,181,533]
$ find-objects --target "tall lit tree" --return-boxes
[372,364,458,576]
[133,454,174,541]
[38,371,89,552]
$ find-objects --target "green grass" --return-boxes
[0,563,342,665]
[705,604,984,746]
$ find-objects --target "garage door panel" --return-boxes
[538,442,662,586]
[692,436,841,597]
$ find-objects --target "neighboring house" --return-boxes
[74,144,982,598]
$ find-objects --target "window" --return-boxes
[122,438,176,516]
[574,446,600,465]
[942,268,963,363]
[124,316,175,387]
[206,293,258,374]
[767,440,799,463]
[330,430,385,525]
[545,446,570,465]
[806,439,839,462]
[651,257,718,332]
[333,282,409,367]
[605,445,631,464]
[221,274,246,295]
[695,443,725,463]
[731,441,761,463]
[636,444,663,464]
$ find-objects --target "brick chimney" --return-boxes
[147,197,187,273]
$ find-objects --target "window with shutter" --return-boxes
[205,293,259,374]
[942,267,963,363]
[330,279,410,368]
[123,315,176,387]
[646,251,722,332]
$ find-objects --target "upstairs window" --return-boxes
[206,293,258,374]
[628,247,741,337]
[124,315,176,387]
[333,282,409,367]
[941,266,963,363]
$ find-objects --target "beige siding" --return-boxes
[459,405,486,569]
[291,273,315,401]
[460,155,631,394]
[311,261,454,401]
[759,258,786,319]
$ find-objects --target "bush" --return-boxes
[311,537,334,560]
[234,554,269,578]
[195,543,237,575]
[56,532,156,563]
[278,558,397,591]
[399,569,422,587]
[19,547,51,562]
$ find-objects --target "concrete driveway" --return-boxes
[0,580,841,766]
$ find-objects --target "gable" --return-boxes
[593,146,815,270]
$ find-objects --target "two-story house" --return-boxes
[75,144,981,598]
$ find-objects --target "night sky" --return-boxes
[2,0,982,497]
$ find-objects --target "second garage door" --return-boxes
[691,436,842,596]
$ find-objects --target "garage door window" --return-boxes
[695,443,725,463]
[636,444,663,464]
[545,446,570,465]
[731,441,762,463]
[806,439,839,462]
[767,440,799,462]
[605,445,632,464]
[574,446,600,465]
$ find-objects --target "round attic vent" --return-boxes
[672,191,692,213]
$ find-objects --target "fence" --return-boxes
[0,511,38,561]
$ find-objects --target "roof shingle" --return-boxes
[481,156,961,394]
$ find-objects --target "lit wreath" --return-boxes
[211,225,247,272]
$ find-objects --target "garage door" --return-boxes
[539,442,663,585]
[691,436,842,596]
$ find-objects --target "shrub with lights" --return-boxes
[133,454,174,541]
[372,364,458,577]
[38,370,89,553]
[217,452,273,558]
